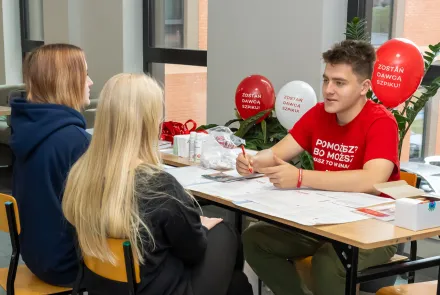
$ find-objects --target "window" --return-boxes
[347,0,394,46]
[19,0,44,56]
[144,0,208,125]
[368,0,393,46]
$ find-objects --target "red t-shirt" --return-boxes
[289,100,400,184]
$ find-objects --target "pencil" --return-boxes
[241,145,253,173]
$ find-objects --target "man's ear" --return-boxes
[361,79,372,96]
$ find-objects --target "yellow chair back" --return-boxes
[400,171,418,188]
[83,239,141,284]
[0,193,20,234]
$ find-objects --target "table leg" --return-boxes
[235,211,243,234]
[408,240,417,283]
[332,242,359,295]
[437,264,440,295]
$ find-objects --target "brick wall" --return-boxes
[198,0,208,50]
[403,0,440,48]
[164,64,207,125]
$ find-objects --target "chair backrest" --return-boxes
[7,89,27,127]
[400,171,418,188]
[83,238,141,284]
[0,193,20,234]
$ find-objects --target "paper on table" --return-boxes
[220,170,264,181]
[355,204,396,222]
[163,164,176,170]
[167,166,218,188]
[235,200,369,226]
[189,177,276,202]
[161,148,174,154]
[246,189,332,209]
[313,191,393,208]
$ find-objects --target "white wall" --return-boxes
[0,0,22,85]
[40,0,143,98]
[207,0,348,125]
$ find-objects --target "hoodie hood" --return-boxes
[10,98,87,160]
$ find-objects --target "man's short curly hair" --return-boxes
[322,40,376,80]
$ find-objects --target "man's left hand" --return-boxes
[259,155,299,189]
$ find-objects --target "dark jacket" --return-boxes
[10,98,91,285]
[83,171,208,295]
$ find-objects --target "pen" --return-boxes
[241,145,253,173]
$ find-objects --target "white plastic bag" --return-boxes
[200,126,245,170]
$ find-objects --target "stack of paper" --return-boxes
[189,177,275,202]
[166,166,218,187]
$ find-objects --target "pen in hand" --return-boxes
[241,145,253,174]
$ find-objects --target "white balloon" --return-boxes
[275,81,317,130]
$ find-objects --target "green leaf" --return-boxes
[344,17,370,41]
[429,45,437,52]
[424,56,433,63]
[300,151,314,170]
[234,109,272,138]
[224,118,242,127]
[270,132,287,141]
[394,113,408,130]
[425,51,435,58]
[405,107,417,121]
[261,119,267,144]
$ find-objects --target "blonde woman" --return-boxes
[9,44,93,286]
[62,73,253,295]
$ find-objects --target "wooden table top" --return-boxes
[0,106,11,116]
[162,152,440,249]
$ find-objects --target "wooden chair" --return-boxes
[376,280,437,294]
[72,239,141,295]
[257,171,420,295]
[0,194,73,295]
[400,171,419,188]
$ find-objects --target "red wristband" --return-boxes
[297,168,303,188]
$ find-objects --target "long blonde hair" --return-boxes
[62,73,165,264]
[23,43,87,111]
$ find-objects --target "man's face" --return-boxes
[322,63,370,114]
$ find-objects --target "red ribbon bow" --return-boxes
[160,119,207,144]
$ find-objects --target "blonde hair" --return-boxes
[23,43,87,111]
[62,73,166,264]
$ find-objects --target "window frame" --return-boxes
[19,0,44,58]
[142,0,207,74]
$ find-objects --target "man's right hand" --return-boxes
[236,153,254,176]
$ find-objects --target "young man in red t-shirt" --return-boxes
[237,40,399,295]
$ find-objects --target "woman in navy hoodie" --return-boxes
[9,43,93,286]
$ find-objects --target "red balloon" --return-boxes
[372,38,424,108]
[235,75,275,123]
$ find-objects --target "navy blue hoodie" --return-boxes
[9,98,91,286]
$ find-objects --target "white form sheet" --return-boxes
[312,190,393,208]
[235,200,369,226]
[230,189,374,225]
[189,177,277,202]
[163,164,176,170]
[166,166,218,188]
